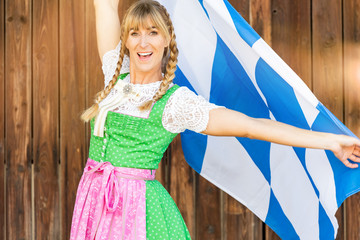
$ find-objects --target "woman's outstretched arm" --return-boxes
[94,0,121,62]
[203,107,360,168]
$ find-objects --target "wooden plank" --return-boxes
[196,175,221,240]
[0,0,5,238]
[312,0,343,117]
[5,0,32,239]
[265,1,311,239]
[32,0,60,238]
[343,0,360,239]
[223,194,263,240]
[312,0,345,239]
[250,0,272,45]
[169,136,195,239]
[271,0,312,87]
[59,0,86,238]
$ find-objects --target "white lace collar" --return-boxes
[120,73,161,90]
[112,74,162,107]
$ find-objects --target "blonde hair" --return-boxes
[81,0,178,122]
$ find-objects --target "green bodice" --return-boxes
[88,83,179,169]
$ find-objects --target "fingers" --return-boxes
[349,154,360,163]
[344,153,360,168]
[342,159,359,169]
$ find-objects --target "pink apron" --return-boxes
[70,158,156,240]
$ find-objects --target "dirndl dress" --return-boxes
[69,84,191,239]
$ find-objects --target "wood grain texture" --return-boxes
[312,0,344,239]
[196,175,221,240]
[271,0,312,87]
[343,0,360,239]
[0,0,5,239]
[5,0,32,239]
[33,0,60,238]
[169,136,195,239]
[250,0,272,44]
[312,0,343,118]
[59,0,86,238]
[223,194,263,240]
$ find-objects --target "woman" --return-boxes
[70,0,360,239]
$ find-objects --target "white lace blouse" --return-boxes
[100,41,222,134]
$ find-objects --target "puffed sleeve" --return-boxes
[101,40,130,88]
[162,87,224,133]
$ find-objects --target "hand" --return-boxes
[331,135,360,168]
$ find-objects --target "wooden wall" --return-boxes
[0,0,359,239]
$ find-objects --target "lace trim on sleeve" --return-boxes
[102,40,130,88]
[162,87,223,133]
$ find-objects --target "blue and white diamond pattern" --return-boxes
[159,0,360,239]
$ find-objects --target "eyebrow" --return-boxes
[146,26,157,30]
[129,26,157,31]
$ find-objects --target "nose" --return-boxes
[140,34,149,48]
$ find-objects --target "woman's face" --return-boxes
[126,18,169,75]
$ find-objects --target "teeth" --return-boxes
[138,52,152,56]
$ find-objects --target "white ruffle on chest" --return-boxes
[103,74,168,118]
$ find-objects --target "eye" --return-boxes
[150,31,158,35]
[130,31,139,36]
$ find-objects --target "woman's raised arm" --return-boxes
[93,0,121,62]
[203,107,360,168]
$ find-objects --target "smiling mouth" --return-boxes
[137,52,153,60]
